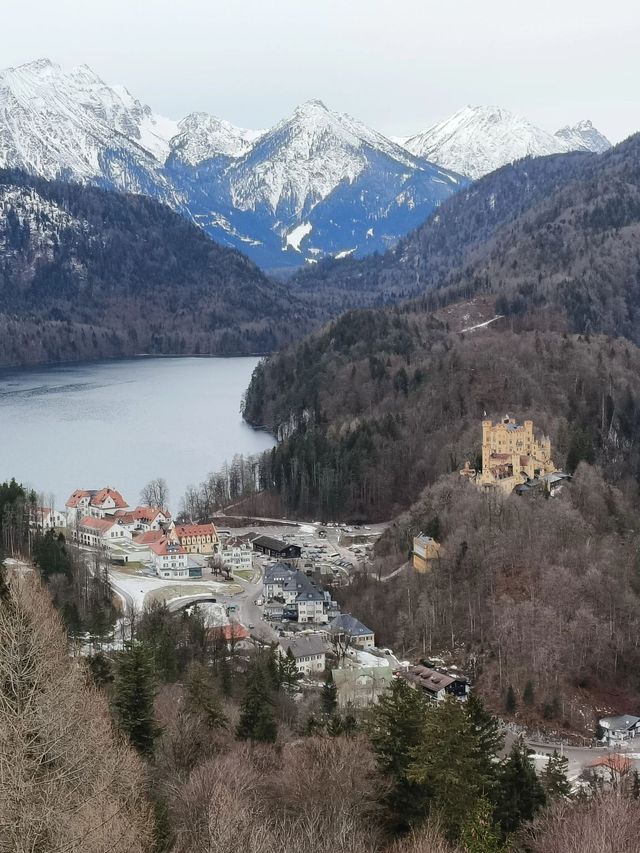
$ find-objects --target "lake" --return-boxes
[0,357,275,513]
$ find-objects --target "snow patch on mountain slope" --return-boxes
[285,221,312,251]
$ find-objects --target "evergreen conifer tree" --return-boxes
[185,662,227,729]
[523,681,535,706]
[541,749,571,800]
[408,697,493,840]
[459,796,506,853]
[112,642,159,757]
[632,770,640,800]
[265,643,282,691]
[236,663,278,743]
[367,678,431,831]
[86,651,114,688]
[219,654,232,696]
[504,684,517,714]
[495,738,546,835]
[279,648,300,693]
[321,669,338,714]
[327,714,344,737]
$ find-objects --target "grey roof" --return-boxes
[329,613,374,637]
[400,665,456,695]
[599,715,640,731]
[279,634,327,659]
[254,535,299,552]
[264,562,298,583]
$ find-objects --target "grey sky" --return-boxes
[4,0,638,143]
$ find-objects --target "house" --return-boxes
[253,535,301,560]
[208,623,250,646]
[598,715,640,744]
[263,562,299,599]
[279,634,327,675]
[33,506,66,530]
[462,416,556,495]
[149,537,188,578]
[397,664,470,702]
[87,487,129,518]
[174,522,219,555]
[295,584,327,624]
[329,613,375,649]
[77,515,132,548]
[219,536,253,573]
[332,666,393,708]
[66,487,129,526]
[412,533,441,573]
[115,506,170,532]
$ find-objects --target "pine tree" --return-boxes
[523,681,535,707]
[184,662,227,729]
[343,712,357,736]
[459,796,506,853]
[327,714,344,737]
[218,652,232,696]
[279,648,300,693]
[236,663,278,743]
[541,749,571,800]
[408,697,493,840]
[495,738,546,835]
[112,642,159,757]
[367,678,431,831]
[86,651,114,688]
[265,643,282,691]
[504,684,517,714]
[321,669,338,714]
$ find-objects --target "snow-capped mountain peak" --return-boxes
[554,119,611,154]
[402,105,568,180]
[168,112,263,165]
[228,99,426,217]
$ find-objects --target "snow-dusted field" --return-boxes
[109,571,232,611]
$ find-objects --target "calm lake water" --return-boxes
[0,357,275,513]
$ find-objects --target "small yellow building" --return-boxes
[412,534,442,572]
[475,415,555,494]
[173,522,219,555]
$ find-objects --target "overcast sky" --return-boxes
[3,0,638,143]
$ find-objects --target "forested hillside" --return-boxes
[244,311,640,520]
[290,149,595,306]
[0,169,318,365]
[293,133,640,344]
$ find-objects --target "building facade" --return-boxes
[412,534,441,572]
[474,416,556,494]
[174,522,219,555]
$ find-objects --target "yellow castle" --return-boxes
[468,415,556,494]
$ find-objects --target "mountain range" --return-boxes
[0,59,612,269]
[397,106,611,180]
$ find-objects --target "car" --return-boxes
[248,624,255,630]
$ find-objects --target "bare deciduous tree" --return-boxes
[140,477,169,510]
[0,569,153,852]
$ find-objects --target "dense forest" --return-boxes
[0,169,321,365]
[3,560,639,853]
[291,133,640,343]
[243,313,640,521]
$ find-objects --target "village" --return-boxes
[30,415,640,788]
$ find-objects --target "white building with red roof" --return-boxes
[88,487,129,518]
[114,506,171,533]
[77,515,133,548]
[33,506,67,530]
[149,536,188,578]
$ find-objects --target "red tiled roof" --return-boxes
[133,530,166,545]
[134,506,169,521]
[66,489,91,508]
[79,516,117,532]
[90,488,128,509]
[148,537,186,557]
[175,523,217,538]
[208,624,249,641]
